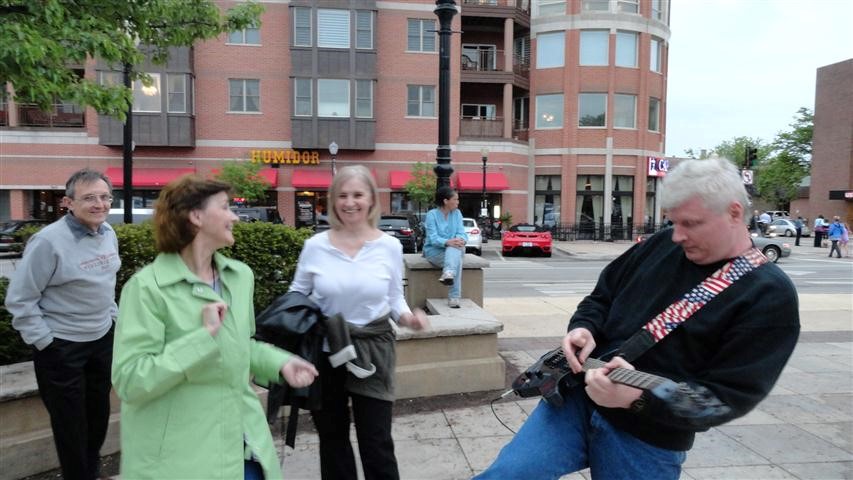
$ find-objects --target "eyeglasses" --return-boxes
[76,194,114,205]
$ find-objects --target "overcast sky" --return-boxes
[665,0,853,157]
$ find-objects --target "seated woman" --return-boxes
[423,186,468,308]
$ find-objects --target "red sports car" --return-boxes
[501,223,553,257]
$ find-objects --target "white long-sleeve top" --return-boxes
[288,231,412,326]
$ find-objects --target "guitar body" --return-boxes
[511,347,584,407]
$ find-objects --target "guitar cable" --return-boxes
[490,389,519,434]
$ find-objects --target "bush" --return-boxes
[1,222,314,365]
[0,277,33,365]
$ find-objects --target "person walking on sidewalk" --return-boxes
[289,165,429,480]
[5,168,121,480]
[423,186,467,308]
[112,175,318,479]
[794,216,804,246]
[474,156,800,480]
[814,214,827,247]
[827,216,844,258]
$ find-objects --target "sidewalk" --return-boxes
[277,240,853,479]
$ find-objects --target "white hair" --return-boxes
[661,157,750,217]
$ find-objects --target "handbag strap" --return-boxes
[618,247,768,362]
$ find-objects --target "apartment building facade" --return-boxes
[0,0,671,238]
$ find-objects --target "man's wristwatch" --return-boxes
[630,391,650,413]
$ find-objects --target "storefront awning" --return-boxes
[292,169,333,189]
[257,168,278,186]
[106,167,195,188]
[455,172,509,191]
[389,171,413,190]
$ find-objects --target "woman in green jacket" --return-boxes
[112,176,318,479]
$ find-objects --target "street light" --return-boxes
[328,141,338,176]
[480,147,489,219]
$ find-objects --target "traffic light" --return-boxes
[745,147,758,167]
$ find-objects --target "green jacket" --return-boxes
[112,252,291,479]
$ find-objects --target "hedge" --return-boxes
[0,221,314,365]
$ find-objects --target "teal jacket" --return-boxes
[112,252,291,479]
[423,208,467,258]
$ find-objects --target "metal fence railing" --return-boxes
[547,222,670,242]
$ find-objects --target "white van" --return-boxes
[107,208,154,225]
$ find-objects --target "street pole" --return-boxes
[122,62,133,225]
[433,0,457,189]
[480,146,488,220]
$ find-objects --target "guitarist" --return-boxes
[474,157,800,480]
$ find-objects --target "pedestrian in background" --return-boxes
[814,214,826,247]
[112,175,317,479]
[424,186,468,308]
[5,168,120,480]
[474,156,799,480]
[794,216,804,246]
[288,165,429,480]
[827,216,844,258]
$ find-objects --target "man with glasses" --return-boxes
[6,168,121,479]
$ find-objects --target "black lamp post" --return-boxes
[122,63,134,225]
[480,146,488,219]
[329,141,338,176]
[433,0,457,189]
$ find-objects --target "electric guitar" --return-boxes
[511,347,730,419]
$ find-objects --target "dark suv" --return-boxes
[0,219,50,255]
[231,207,283,224]
[378,215,421,253]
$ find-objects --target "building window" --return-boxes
[407,19,436,52]
[651,0,664,20]
[229,79,260,113]
[133,73,162,113]
[318,79,349,117]
[615,31,638,67]
[617,0,639,13]
[614,94,636,129]
[462,104,496,120]
[294,78,312,116]
[293,7,312,46]
[645,177,657,229]
[0,94,7,126]
[611,175,634,239]
[355,80,373,118]
[390,192,418,213]
[576,175,603,239]
[356,11,374,49]
[581,0,609,11]
[650,37,662,73]
[514,96,529,130]
[648,97,660,132]
[227,26,260,45]
[462,44,497,71]
[166,74,187,113]
[514,36,531,69]
[536,0,566,16]
[407,85,435,117]
[578,93,606,127]
[535,175,561,228]
[318,9,350,48]
[535,94,564,129]
[536,31,565,69]
[580,30,609,66]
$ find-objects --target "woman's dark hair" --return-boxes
[434,186,457,207]
[154,175,232,253]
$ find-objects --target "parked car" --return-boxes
[107,208,154,225]
[462,217,483,255]
[635,230,790,263]
[0,219,50,254]
[230,206,283,224]
[378,215,420,254]
[766,218,810,238]
[764,210,790,219]
[501,223,553,257]
[392,210,426,251]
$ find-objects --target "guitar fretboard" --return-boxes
[583,357,668,390]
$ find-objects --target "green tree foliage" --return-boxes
[756,107,813,207]
[215,161,270,206]
[772,107,813,167]
[404,162,438,214]
[0,0,262,119]
[711,136,766,168]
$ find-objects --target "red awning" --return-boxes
[455,172,509,191]
[106,167,195,188]
[257,168,278,187]
[389,171,413,190]
[292,169,333,189]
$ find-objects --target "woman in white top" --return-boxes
[289,165,428,480]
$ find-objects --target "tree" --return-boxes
[772,107,813,168]
[755,107,813,208]
[0,0,262,119]
[214,161,270,206]
[711,136,766,168]
[404,162,437,215]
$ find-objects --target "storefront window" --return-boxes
[645,177,657,231]
[611,176,633,240]
[534,175,561,228]
[576,175,603,239]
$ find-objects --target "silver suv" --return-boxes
[462,217,483,256]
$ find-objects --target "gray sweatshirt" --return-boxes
[5,215,120,350]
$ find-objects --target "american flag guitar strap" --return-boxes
[618,247,768,361]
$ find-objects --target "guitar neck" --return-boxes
[582,357,669,391]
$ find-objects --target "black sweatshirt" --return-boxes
[568,229,800,451]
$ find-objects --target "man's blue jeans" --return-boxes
[474,388,686,480]
[425,246,463,299]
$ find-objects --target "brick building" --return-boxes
[0,0,671,239]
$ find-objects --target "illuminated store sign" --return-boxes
[250,149,320,165]
[647,156,669,177]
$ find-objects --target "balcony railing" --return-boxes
[462,50,530,77]
[17,103,85,128]
[461,0,530,13]
[460,116,504,138]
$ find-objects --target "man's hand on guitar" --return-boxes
[562,328,595,374]
[584,356,643,409]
